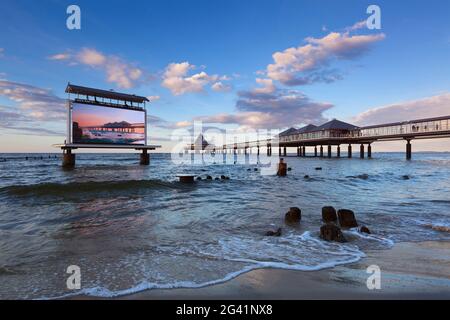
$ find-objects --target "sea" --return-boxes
[0,152,449,299]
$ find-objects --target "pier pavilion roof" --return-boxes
[296,124,318,134]
[279,127,299,137]
[187,134,213,150]
[66,83,149,104]
[314,119,359,131]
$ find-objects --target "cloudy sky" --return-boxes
[0,0,449,152]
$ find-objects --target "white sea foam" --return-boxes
[45,231,376,299]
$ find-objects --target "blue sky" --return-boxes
[0,0,449,152]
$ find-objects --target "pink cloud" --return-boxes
[352,93,450,126]
[266,25,385,85]
[49,48,146,89]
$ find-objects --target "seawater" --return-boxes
[0,152,449,299]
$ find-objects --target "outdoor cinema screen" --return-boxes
[71,103,146,145]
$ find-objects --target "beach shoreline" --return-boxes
[71,240,450,300]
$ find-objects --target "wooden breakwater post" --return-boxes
[177,174,195,183]
[277,158,287,176]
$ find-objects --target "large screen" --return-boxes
[71,102,146,145]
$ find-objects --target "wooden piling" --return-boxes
[140,149,150,165]
[406,140,412,160]
[277,158,287,176]
[62,149,75,168]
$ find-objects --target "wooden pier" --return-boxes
[214,116,450,160]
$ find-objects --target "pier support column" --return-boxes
[406,140,412,160]
[320,145,324,157]
[337,145,341,158]
[348,144,352,158]
[368,144,372,158]
[283,147,287,157]
[62,149,75,168]
[279,147,282,156]
[360,144,365,159]
[314,146,318,157]
[140,149,150,165]
[303,145,306,157]
[267,144,270,156]
[327,145,332,158]
[257,146,260,156]
[297,146,300,157]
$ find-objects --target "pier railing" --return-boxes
[214,115,450,158]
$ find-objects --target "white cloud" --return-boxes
[253,78,276,94]
[0,80,65,121]
[347,20,367,32]
[0,80,66,136]
[266,24,385,86]
[49,48,145,89]
[147,95,161,102]
[77,48,106,66]
[211,81,232,92]
[161,62,229,95]
[352,93,450,126]
[194,80,333,129]
[48,52,71,61]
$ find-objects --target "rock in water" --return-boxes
[265,228,282,237]
[315,167,322,170]
[360,226,371,234]
[322,206,337,223]
[206,175,213,180]
[196,177,202,181]
[402,175,410,180]
[304,175,310,179]
[287,167,292,171]
[338,209,358,228]
[220,175,226,180]
[320,224,347,242]
[285,207,301,223]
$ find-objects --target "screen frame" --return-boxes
[67,100,147,146]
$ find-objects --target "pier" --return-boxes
[54,84,160,168]
[215,116,450,160]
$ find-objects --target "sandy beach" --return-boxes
[71,240,450,300]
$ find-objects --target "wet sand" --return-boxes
[76,241,450,300]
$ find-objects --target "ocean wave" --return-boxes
[0,179,181,197]
[43,265,258,299]
[42,231,381,300]
[412,219,450,233]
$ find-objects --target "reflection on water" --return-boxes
[0,152,449,299]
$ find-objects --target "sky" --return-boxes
[0,0,449,152]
